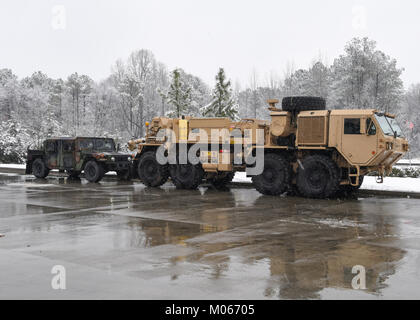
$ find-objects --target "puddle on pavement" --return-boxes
[0,172,415,299]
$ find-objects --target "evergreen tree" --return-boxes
[163,68,192,118]
[202,68,238,120]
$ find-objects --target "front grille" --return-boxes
[113,156,128,162]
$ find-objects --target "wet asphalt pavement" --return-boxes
[0,172,420,299]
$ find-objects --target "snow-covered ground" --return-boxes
[2,163,420,193]
[0,164,26,169]
[396,158,420,165]
[232,172,420,194]
[360,176,420,193]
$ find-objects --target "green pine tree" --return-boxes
[163,68,192,118]
[202,68,238,120]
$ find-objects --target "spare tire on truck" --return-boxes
[282,96,326,112]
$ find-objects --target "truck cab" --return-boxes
[327,110,408,182]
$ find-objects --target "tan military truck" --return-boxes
[128,96,409,198]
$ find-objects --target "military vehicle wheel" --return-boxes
[117,169,131,181]
[252,153,291,195]
[32,158,50,178]
[297,155,340,198]
[169,163,204,190]
[208,171,235,189]
[84,160,104,183]
[138,151,169,187]
[66,170,80,178]
[282,96,326,112]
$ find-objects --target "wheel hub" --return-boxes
[144,161,158,177]
[263,169,273,180]
[178,165,191,178]
[307,167,327,189]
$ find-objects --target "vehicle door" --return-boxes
[61,140,75,169]
[45,140,59,169]
[341,117,378,165]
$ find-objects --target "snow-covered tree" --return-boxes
[65,72,82,134]
[0,118,31,163]
[329,37,404,111]
[202,68,238,120]
[0,41,413,163]
[110,49,171,138]
[399,84,420,156]
[179,69,211,116]
[0,69,21,121]
[162,68,192,118]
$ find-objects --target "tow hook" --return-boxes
[375,175,384,184]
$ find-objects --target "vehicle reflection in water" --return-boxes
[0,173,409,299]
[111,186,406,299]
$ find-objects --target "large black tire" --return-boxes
[252,153,291,196]
[32,158,50,178]
[84,160,105,183]
[66,170,80,178]
[137,151,169,187]
[296,155,340,198]
[282,96,326,112]
[169,163,204,190]
[207,171,235,189]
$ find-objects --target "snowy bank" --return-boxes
[360,176,420,193]
[0,164,26,169]
[232,172,420,194]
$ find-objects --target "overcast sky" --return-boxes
[1,0,419,88]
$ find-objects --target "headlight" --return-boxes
[111,157,115,162]
[127,156,132,161]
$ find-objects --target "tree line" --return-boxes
[1,37,419,163]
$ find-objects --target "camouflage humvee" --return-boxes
[26,137,133,183]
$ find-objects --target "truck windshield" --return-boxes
[79,139,94,150]
[374,114,404,137]
[95,139,115,151]
[387,117,404,137]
